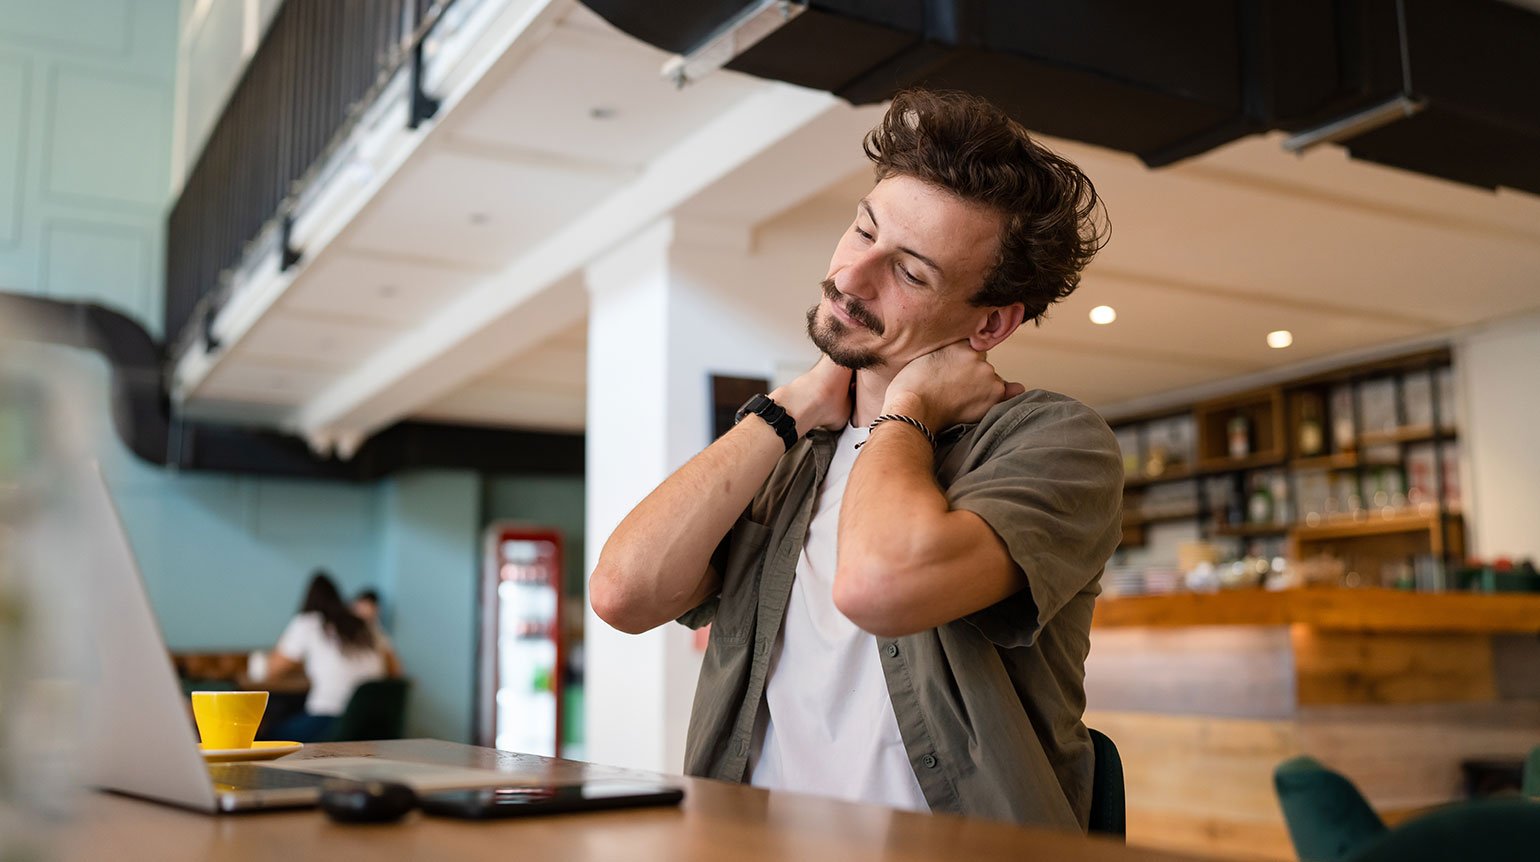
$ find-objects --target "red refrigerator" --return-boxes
[478,523,564,756]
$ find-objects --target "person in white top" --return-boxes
[263,571,401,742]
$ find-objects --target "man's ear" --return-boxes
[967,303,1027,351]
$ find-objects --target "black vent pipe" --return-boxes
[582,0,1540,196]
[0,292,583,481]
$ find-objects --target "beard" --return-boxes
[806,279,884,370]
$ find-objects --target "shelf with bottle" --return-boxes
[1292,508,1461,542]
[1107,349,1459,557]
[1114,411,1198,488]
[1282,361,1456,456]
[1193,388,1286,473]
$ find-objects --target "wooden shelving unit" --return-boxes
[1123,466,1195,489]
[1213,522,1291,538]
[1291,452,1361,472]
[1194,387,1286,469]
[1358,425,1456,447]
[1108,349,1462,568]
[1124,507,1203,527]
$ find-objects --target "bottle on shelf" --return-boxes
[1224,480,1246,527]
[1330,385,1356,452]
[1248,475,1274,525]
[1298,393,1324,457]
[1270,473,1293,525]
[1228,415,1251,459]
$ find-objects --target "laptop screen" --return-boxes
[74,464,233,811]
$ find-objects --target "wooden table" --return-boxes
[56,739,1205,862]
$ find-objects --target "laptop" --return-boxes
[75,464,516,813]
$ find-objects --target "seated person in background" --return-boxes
[352,588,382,628]
[262,570,402,742]
[349,586,402,675]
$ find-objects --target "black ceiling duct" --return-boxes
[582,0,1540,195]
[0,292,583,481]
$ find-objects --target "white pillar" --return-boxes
[582,217,812,773]
[1455,311,1540,561]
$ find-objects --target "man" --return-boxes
[590,89,1122,830]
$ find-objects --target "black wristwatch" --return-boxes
[734,394,799,452]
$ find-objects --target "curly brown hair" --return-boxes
[862,89,1109,322]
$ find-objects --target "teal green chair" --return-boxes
[1349,797,1540,862]
[1524,746,1540,799]
[323,678,411,742]
[1086,728,1126,840]
[1274,756,1387,862]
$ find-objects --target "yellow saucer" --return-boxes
[200,740,304,763]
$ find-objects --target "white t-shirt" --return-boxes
[749,423,930,813]
[275,611,389,716]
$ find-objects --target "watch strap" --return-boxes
[734,394,799,452]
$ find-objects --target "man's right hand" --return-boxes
[771,355,853,438]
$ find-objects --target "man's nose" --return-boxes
[834,249,882,300]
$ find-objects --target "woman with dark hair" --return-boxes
[262,570,402,742]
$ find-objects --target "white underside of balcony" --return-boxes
[168,0,1540,455]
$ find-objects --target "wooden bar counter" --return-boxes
[1085,588,1540,862]
[57,739,1207,862]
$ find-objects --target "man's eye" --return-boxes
[898,265,923,285]
[854,227,873,241]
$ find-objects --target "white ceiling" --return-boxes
[178,0,1540,441]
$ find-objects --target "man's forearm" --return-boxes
[835,420,1025,637]
[837,420,952,592]
[589,413,788,634]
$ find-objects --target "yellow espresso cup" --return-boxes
[190,690,269,750]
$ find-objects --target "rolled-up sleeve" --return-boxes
[947,398,1123,648]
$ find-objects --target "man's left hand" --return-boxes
[882,341,1025,430]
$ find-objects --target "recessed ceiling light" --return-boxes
[1267,330,1294,349]
[378,284,398,298]
[469,212,490,226]
[589,106,617,120]
[1089,305,1117,325]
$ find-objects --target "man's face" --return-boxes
[807,174,1005,371]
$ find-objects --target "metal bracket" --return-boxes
[662,0,806,89]
[409,39,440,128]
[1280,94,1424,155]
[279,212,302,271]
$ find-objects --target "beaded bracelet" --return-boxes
[856,414,936,449]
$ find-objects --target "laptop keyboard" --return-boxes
[208,763,329,791]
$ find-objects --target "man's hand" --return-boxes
[882,341,1025,430]
[771,355,853,437]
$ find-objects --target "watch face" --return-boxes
[735,394,767,424]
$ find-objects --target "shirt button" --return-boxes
[885,643,899,658]
[922,754,938,769]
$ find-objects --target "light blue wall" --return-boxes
[0,0,177,337]
[378,471,482,743]
[22,347,385,652]
[0,0,389,652]
[0,0,583,748]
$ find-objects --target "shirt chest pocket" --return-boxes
[710,518,772,645]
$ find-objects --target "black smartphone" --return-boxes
[418,781,685,820]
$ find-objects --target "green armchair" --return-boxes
[1273,756,1386,862]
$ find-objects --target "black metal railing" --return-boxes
[166,0,450,351]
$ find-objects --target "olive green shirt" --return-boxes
[677,389,1124,829]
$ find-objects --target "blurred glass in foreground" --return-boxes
[1,331,98,858]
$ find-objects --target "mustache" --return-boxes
[820,279,883,335]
